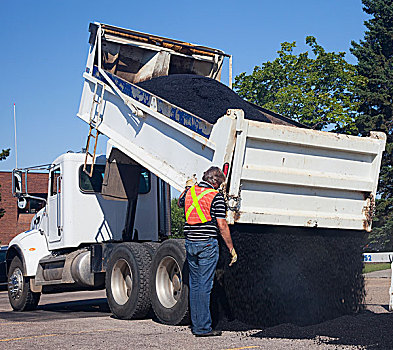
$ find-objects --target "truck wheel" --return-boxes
[150,239,190,325]
[8,256,40,311]
[106,243,151,319]
[142,242,160,259]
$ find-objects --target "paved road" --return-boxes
[364,268,391,279]
[0,290,110,322]
[0,277,393,350]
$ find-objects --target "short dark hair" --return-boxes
[202,166,226,187]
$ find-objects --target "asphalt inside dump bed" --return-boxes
[137,74,298,126]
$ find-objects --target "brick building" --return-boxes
[0,172,48,244]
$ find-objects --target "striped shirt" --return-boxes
[178,181,227,241]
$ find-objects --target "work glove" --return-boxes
[185,177,197,188]
[229,247,238,267]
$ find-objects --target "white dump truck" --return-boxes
[6,23,386,325]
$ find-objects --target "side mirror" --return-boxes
[17,197,27,209]
[13,170,23,197]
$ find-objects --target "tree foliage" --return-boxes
[234,37,365,131]
[0,148,10,219]
[0,149,9,161]
[351,0,393,251]
[170,198,184,238]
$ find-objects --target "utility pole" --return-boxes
[13,103,18,169]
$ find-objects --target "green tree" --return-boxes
[0,148,10,219]
[351,0,393,251]
[170,198,184,238]
[234,37,365,131]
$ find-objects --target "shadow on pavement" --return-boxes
[40,298,110,313]
[251,310,393,349]
[0,298,110,322]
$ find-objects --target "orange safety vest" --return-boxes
[184,185,218,225]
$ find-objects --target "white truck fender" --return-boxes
[7,229,50,277]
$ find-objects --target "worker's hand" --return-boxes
[229,248,237,266]
[185,177,197,188]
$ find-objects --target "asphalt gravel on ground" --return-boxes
[0,273,392,349]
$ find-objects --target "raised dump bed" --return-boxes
[76,22,387,328]
[78,23,386,232]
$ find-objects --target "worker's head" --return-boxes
[202,166,226,189]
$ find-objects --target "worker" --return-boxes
[178,166,237,337]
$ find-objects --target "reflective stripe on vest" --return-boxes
[185,186,218,224]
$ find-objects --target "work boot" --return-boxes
[194,330,222,337]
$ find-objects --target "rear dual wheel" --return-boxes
[106,240,190,325]
[150,239,189,325]
[105,243,151,319]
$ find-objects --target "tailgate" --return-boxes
[227,119,386,231]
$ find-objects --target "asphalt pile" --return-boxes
[137,74,296,126]
[213,225,365,328]
[253,312,393,349]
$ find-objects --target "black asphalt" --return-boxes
[137,74,299,126]
[213,226,365,328]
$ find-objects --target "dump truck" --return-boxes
[6,23,386,326]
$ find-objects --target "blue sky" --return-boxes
[0,0,368,171]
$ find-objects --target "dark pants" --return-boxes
[185,238,219,335]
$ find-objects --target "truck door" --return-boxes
[48,167,62,243]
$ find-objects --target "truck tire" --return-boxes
[106,243,151,319]
[142,242,160,259]
[150,239,190,325]
[8,256,40,311]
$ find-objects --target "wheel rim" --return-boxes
[111,259,132,305]
[156,256,182,308]
[9,267,24,301]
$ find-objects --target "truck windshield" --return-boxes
[79,165,150,194]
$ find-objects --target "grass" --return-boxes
[363,263,391,274]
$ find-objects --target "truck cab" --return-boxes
[6,149,171,312]
[12,151,160,248]
[42,152,158,249]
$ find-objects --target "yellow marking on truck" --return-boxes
[0,329,119,342]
